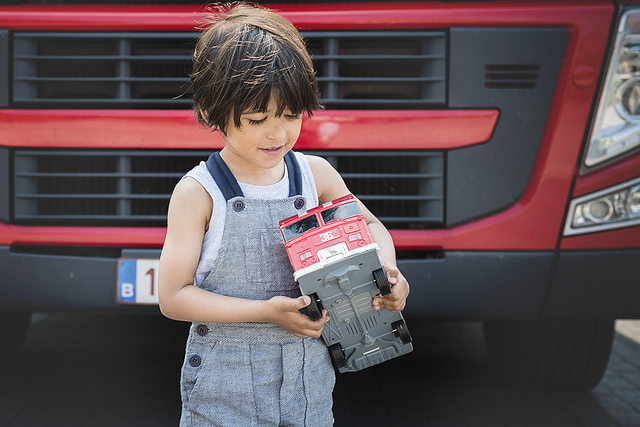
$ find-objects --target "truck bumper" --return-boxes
[398,250,640,320]
[1,246,639,319]
[0,246,160,313]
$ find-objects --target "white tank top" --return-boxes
[182,151,319,285]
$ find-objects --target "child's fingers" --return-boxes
[372,267,410,312]
[298,295,311,308]
[386,266,400,285]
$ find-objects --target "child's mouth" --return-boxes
[261,146,284,156]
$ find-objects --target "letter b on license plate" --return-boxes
[117,258,160,305]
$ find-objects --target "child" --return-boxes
[158,4,410,426]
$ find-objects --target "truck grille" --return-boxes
[12,30,446,109]
[12,150,444,229]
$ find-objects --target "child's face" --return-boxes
[222,97,303,174]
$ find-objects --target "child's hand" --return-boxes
[267,295,329,338]
[372,264,410,312]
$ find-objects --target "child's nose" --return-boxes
[268,118,287,141]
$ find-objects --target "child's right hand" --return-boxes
[266,295,328,338]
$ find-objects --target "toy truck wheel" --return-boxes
[373,268,392,296]
[392,319,413,345]
[328,344,348,369]
[306,294,323,321]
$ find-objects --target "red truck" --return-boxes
[1,1,639,390]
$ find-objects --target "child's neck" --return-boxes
[236,165,285,186]
[220,151,286,187]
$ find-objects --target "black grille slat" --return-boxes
[12,150,444,229]
[485,64,540,89]
[12,30,446,109]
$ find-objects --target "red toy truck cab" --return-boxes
[280,194,374,275]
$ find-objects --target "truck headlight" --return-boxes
[564,177,640,235]
[586,7,640,167]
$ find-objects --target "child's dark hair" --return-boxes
[191,4,322,134]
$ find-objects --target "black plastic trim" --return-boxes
[542,249,640,319]
[0,30,9,108]
[2,246,638,320]
[0,148,9,222]
[0,246,160,312]
[447,28,568,226]
[399,251,555,319]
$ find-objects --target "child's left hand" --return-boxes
[372,264,409,312]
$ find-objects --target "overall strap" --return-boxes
[284,151,303,198]
[205,152,243,201]
[205,151,303,201]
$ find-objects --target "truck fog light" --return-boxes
[564,176,640,235]
[583,199,613,223]
[627,184,640,217]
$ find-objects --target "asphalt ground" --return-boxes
[0,314,639,426]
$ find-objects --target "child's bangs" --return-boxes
[234,51,316,122]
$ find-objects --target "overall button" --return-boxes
[188,354,202,368]
[196,324,209,336]
[233,200,245,212]
[294,197,305,210]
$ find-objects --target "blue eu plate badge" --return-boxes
[117,258,160,305]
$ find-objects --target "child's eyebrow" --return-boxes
[242,107,269,115]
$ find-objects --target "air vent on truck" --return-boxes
[12,30,446,109]
[484,64,540,89]
[12,150,443,229]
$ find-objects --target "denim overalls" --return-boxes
[179,152,335,427]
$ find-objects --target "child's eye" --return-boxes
[285,114,302,120]
[247,117,267,125]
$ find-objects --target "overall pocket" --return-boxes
[246,228,298,295]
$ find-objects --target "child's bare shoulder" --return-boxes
[304,154,332,172]
[169,177,213,223]
[174,176,211,200]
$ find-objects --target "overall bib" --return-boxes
[179,152,335,427]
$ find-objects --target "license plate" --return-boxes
[116,258,160,305]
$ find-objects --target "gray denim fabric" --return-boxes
[179,195,335,427]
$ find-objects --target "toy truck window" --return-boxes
[321,202,362,224]
[281,215,320,242]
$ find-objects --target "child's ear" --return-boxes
[198,108,222,133]
[198,108,209,125]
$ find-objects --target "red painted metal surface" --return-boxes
[0,2,616,32]
[1,1,630,252]
[0,109,498,150]
[573,153,640,198]
[561,226,640,250]
[0,223,166,249]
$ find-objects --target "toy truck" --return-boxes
[279,194,413,372]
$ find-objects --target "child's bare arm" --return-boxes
[306,155,410,312]
[158,178,327,337]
